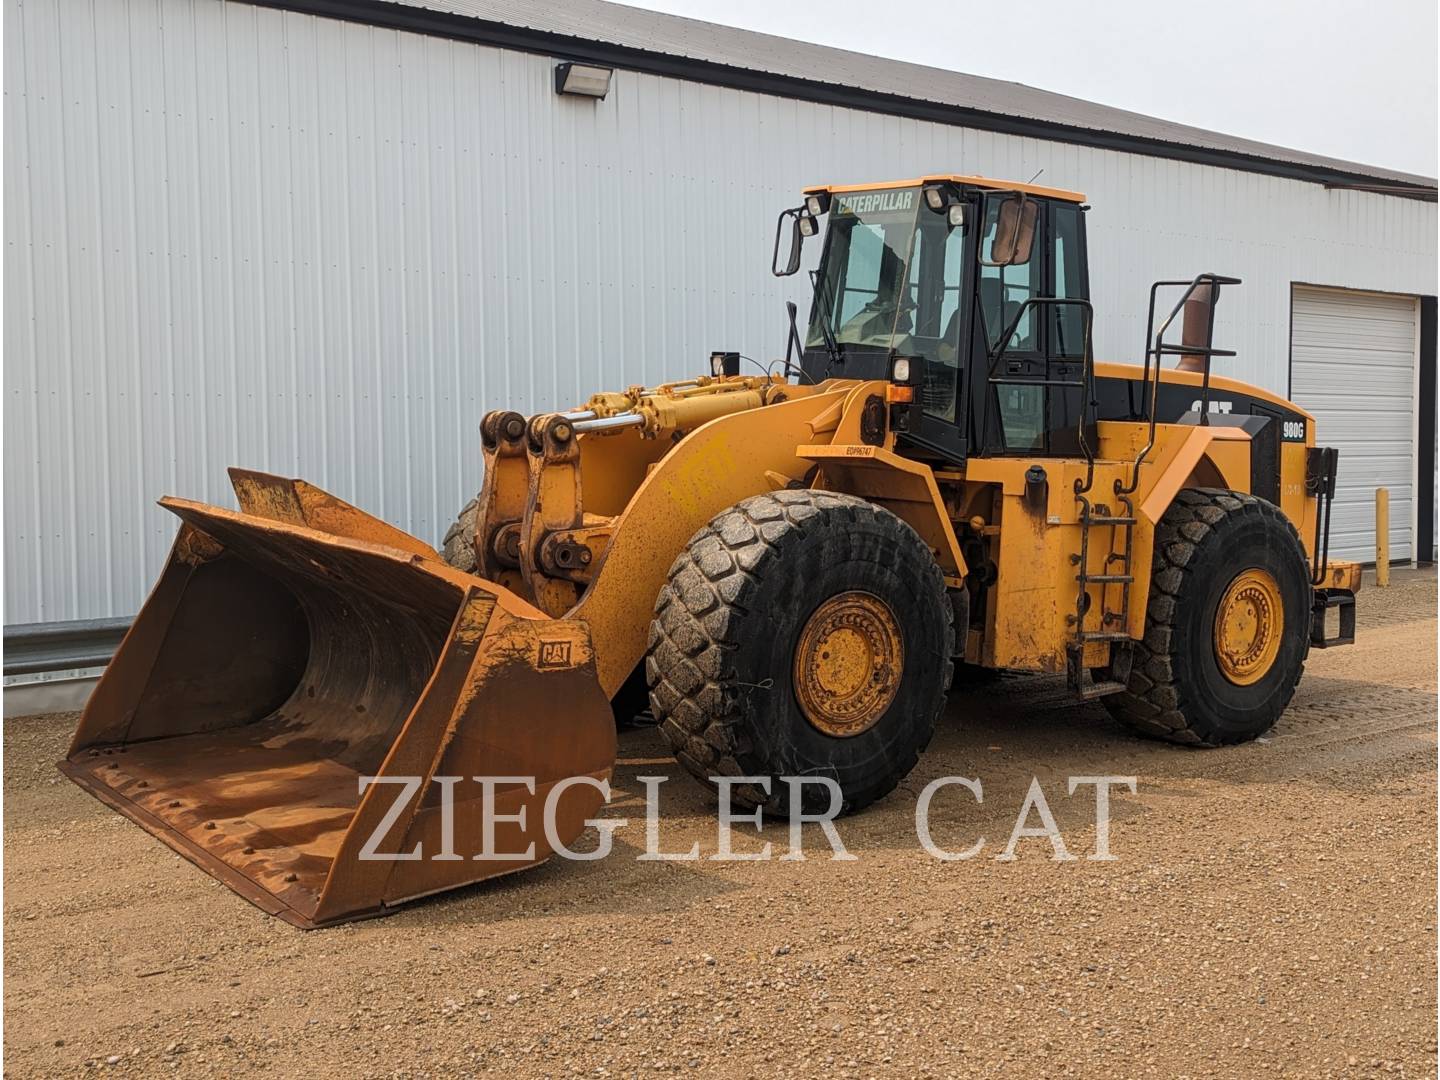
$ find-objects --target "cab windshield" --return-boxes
[806,186,968,419]
[806,188,920,351]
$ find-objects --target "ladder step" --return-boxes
[1077,679,1128,700]
[1081,631,1133,642]
[1079,573,1134,584]
[1084,515,1136,526]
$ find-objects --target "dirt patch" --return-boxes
[5,571,1435,1077]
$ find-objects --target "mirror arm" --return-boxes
[784,300,804,375]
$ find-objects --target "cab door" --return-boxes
[893,195,976,463]
[973,195,1093,457]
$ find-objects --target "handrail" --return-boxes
[1119,272,1241,497]
[1307,447,1340,585]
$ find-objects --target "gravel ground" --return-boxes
[4,569,1435,1078]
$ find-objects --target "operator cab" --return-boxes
[777,175,1091,464]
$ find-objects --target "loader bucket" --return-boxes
[60,475,615,928]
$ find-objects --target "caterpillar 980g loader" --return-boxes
[62,174,1360,927]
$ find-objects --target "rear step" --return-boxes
[1311,589,1356,648]
[1066,640,1133,700]
[1076,679,1128,701]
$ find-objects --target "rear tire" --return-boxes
[440,498,479,573]
[646,490,954,815]
[1104,488,1310,746]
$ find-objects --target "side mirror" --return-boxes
[980,195,1038,267]
[772,206,807,277]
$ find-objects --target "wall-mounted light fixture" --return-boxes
[554,62,613,99]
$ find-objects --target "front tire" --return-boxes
[1104,488,1310,746]
[646,491,954,815]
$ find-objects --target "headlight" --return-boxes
[710,353,727,377]
[891,357,911,383]
[804,193,830,216]
[798,214,817,237]
[923,185,945,211]
[947,204,966,228]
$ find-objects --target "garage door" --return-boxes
[1291,286,1418,562]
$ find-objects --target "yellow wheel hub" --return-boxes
[793,591,904,738]
[1213,568,1284,686]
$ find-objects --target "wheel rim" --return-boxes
[793,591,904,738]
[1213,567,1284,686]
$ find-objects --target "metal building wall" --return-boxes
[5,0,1437,625]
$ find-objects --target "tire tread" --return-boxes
[646,490,953,813]
[439,497,480,573]
[1105,488,1309,746]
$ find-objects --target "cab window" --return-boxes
[836,223,885,325]
[1051,203,1086,357]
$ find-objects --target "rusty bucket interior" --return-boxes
[61,481,615,928]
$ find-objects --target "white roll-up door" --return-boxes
[1290,286,1418,562]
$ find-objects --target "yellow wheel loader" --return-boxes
[63,174,1360,927]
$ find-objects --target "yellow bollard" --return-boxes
[1375,488,1390,587]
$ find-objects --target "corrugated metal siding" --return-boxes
[291,0,1440,187]
[5,0,1437,624]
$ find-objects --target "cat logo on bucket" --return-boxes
[538,640,575,668]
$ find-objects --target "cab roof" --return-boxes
[804,174,1086,203]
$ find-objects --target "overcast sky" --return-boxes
[627,0,1438,178]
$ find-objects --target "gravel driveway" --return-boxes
[4,570,1434,1078]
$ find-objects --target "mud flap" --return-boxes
[60,476,615,929]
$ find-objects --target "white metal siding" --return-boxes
[1290,286,1420,562]
[5,0,1438,624]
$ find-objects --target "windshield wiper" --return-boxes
[808,268,843,373]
